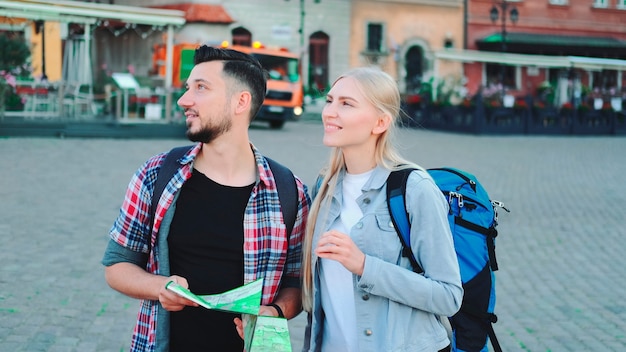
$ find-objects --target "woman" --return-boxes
[302,67,463,352]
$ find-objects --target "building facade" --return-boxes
[110,0,351,96]
[0,0,482,108]
[4,0,624,118]
[349,0,464,97]
[462,0,626,108]
[102,0,465,98]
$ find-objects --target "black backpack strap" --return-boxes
[487,321,503,352]
[149,149,297,238]
[266,157,298,236]
[386,168,424,274]
[149,145,194,233]
[454,217,499,271]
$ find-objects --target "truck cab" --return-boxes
[153,41,304,129]
[223,43,304,129]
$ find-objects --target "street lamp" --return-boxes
[35,20,48,81]
[490,1,518,101]
[286,0,320,54]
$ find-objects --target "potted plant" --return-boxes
[578,103,591,113]
[560,102,573,111]
[513,98,528,110]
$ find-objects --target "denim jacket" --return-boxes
[303,166,463,352]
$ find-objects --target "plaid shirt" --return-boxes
[108,143,310,352]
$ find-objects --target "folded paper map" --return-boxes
[244,314,292,352]
[165,278,292,351]
[166,278,262,315]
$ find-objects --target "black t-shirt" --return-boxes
[168,168,254,351]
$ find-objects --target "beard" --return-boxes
[186,114,232,144]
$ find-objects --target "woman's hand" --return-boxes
[315,230,365,275]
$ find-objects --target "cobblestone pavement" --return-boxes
[1,120,625,351]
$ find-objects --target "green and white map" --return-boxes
[166,278,292,351]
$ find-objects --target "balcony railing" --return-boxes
[401,96,625,135]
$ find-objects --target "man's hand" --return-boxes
[159,275,198,311]
[233,304,282,339]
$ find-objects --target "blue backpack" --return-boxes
[386,167,509,352]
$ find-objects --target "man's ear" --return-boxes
[372,113,392,135]
[233,90,252,116]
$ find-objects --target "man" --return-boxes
[102,45,310,351]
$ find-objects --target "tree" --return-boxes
[0,33,31,116]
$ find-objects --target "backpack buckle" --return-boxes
[491,200,509,212]
[491,200,510,222]
[449,192,463,208]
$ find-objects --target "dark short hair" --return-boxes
[193,45,267,120]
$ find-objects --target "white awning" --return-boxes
[436,49,626,71]
[0,0,186,120]
[0,0,186,26]
[567,56,626,71]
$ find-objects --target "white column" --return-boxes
[165,24,174,122]
[433,58,440,101]
[84,23,91,86]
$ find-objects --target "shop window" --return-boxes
[617,0,626,9]
[485,63,518,91]
[592,70,618,93]
[547,68,563,85]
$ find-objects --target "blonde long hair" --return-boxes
[301,67,422,311]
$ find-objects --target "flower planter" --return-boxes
[572,109,614,135]
[527,107,570,134]
[483,107,526,134]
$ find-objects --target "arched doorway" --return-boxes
[405,46,424,93]
[308,31,329,95]
[231,27,251,46]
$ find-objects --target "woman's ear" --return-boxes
[372,113,392,135]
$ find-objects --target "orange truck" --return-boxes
[153,41,304,129]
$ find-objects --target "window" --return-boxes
[618,0,626,9]
[366,23,384,53]
[405,46,424,93]
[592,0,608,8]
[485,63,519,91]
[253,54,300,83]
[549,0,568,5]
[592,70,618,92]
[231,27,251,46]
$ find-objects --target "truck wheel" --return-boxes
[269,121,285,129]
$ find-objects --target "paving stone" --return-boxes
[1,122,625,351]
